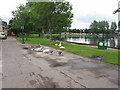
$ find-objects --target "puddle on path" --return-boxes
[50,61,67,67]
[114,67,120,71]
[68,59,106,69]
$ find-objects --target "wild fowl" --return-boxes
[58,42,62,46]
[34,47,44,52]
[60,46,65,49]
[55,44,58,46]
[58,51,63,56]
[43,48,50,54]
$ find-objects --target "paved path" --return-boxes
[0,40,2,89]
[1,37,119,88]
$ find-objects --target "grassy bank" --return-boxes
[30,33,89,37]
[16,36,119,65]
[45,34,88,36]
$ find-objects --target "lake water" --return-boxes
[46,35,120,48]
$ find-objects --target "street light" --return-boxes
[20,9,30,44]
[113,8,120,14]
[21,26,25,44]
[20,11,25,44]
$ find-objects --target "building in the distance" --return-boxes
[0,18,2,32]
[0,18,8,35]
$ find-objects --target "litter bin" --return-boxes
[98,41,108,50]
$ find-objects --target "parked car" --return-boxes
[0,32,7,39]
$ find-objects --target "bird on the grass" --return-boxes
[60,46,65,49]
[58,42,62,46]
[55,44,58,46]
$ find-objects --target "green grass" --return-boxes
[45,34,88,36]
[30,33,89,36]
[16,36,119,65]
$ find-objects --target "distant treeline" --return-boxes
[68,20,119,35]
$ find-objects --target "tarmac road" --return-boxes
[0,39,2,89]
[1,37,119,88]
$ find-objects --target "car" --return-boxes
[0,32,7,39]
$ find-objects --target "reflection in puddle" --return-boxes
[68,59,106,69]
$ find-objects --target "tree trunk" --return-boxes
[26,33,28,41]
[59,31,62,42]
[50,30,53,45]
[38,29,41,37]
[38,33,40,37]
[40,29,45,38]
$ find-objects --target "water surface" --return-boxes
[46,35,120,48]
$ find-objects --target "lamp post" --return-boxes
[20,11,25,44]
[21,26,25,44]
[20,9,30,44]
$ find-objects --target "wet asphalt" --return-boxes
[1,37,119,88]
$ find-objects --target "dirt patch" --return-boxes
[23,47,29,50]
[95,75,110,78]
[28,72,59,88]
[90,56,104,61]
[50,62,67,67]
[68,59,106,69]
[44,57,67,67]
[37,74,59,88]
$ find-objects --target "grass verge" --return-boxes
[45,34,88,36]
[16,36,119,65]
[30,33,89,36]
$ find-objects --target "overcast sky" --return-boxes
[0,0,119,29]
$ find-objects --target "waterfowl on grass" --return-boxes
[55,44,58,46]
[60,46,65,49]
[58,42,62,46]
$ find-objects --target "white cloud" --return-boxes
[68,0,118,29]
[0,0,27,23]
[68,0,118,15]
[0,0,119,28]
[71,20,90,29]
[75,13,117,23]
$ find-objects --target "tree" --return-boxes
[89,20,99,34]
[89,20,110,35]
[10,5,32,39]
[28,1,73,42]
[99,21,109,34]
[9,1,73,44]
[110,22,117,33]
